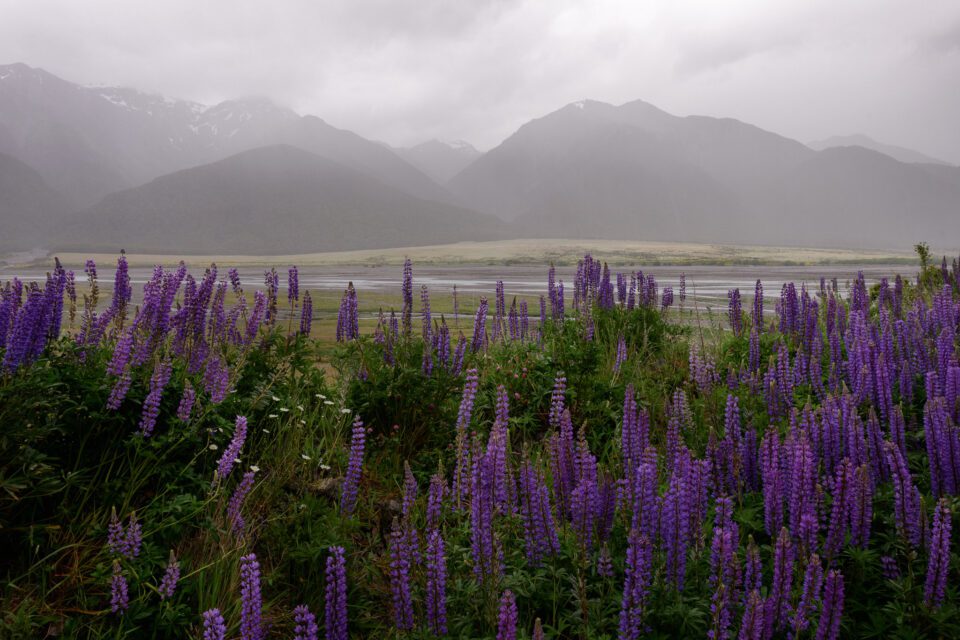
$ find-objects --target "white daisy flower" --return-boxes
[250,465,260,473]
[208,444,219,451]
[301,454,311,461]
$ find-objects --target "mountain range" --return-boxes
[807,134,951,166]
[1,62,958,254]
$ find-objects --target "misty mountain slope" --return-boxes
[56,145,506,254]
[0,152,69,250]
[0,63,452,207]
[771,146,960,248]
[450,98,960,248]
[395,140,482,183]
[449,99,793,239]
[808,134,952,166]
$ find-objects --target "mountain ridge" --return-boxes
[57,145,507,254]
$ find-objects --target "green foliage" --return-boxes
[3,264,960,639]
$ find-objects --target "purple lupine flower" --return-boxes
[264,268,279,324]
[508,298,519,341]
[496,590,518,640]
[470,443,502,583]
[425,528,448,636]
[325,546,348,640]
[661,286,674,312]
[548,374,567,431]
[885,442,921,547]
[335,283,359,342]
[816,570,845,640]
[139,358,173,437]
[451,332,467,375]
[293,604,319,640]
[788,430,817,539]
[112,253,132,318]
[760,432,784,536]
[388,518,415,630]
[679,273,687,304]
[110,511,143,560]
[400,462,421,563]
[518,457,560,566]
[618,530,653,640]
[880,555,901,581]
[64,269,76,326]
[227,470,257,536]
[570,479,598,550]
[421,284,433,343]
[106,508,124,556]
[471,297,488,352]
[533,618,545,640]
[203,354,230,404]
[299,291,313,336]
[492,280,506,341]
[763,527,795,638]
[556,281,565,320]
[239,553,264,640]
[728,288,743,336]
[621,385,641,487]
[2,289,49,373]
[288,266,299,305]
[629,460,659,544]
[246,290,267,344]
[708,524,740,640]
[791,554,824,637]
[436,318,451,370]
[738,589,764,640]
[597,543,614,578]
[177,381,196,422]
[340,417,366,516]
[401,258,413,336]
[215,416,248,482]
[924,498,952,608]
[107,370,133,410]
[202,609,227,640]
[660,465,691,590]
[228,268,243,295]
[614,334,627,373]
[426,471,446,532]
[487,385,511,511]
[158,551,181,600]
[110,560,128,614]
[453,370,480,506]
[824,459,853,559]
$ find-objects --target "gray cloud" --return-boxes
[1,0,958,162]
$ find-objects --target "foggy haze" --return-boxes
[2,0,959,162]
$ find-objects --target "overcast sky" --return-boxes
[2,0,959,161]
